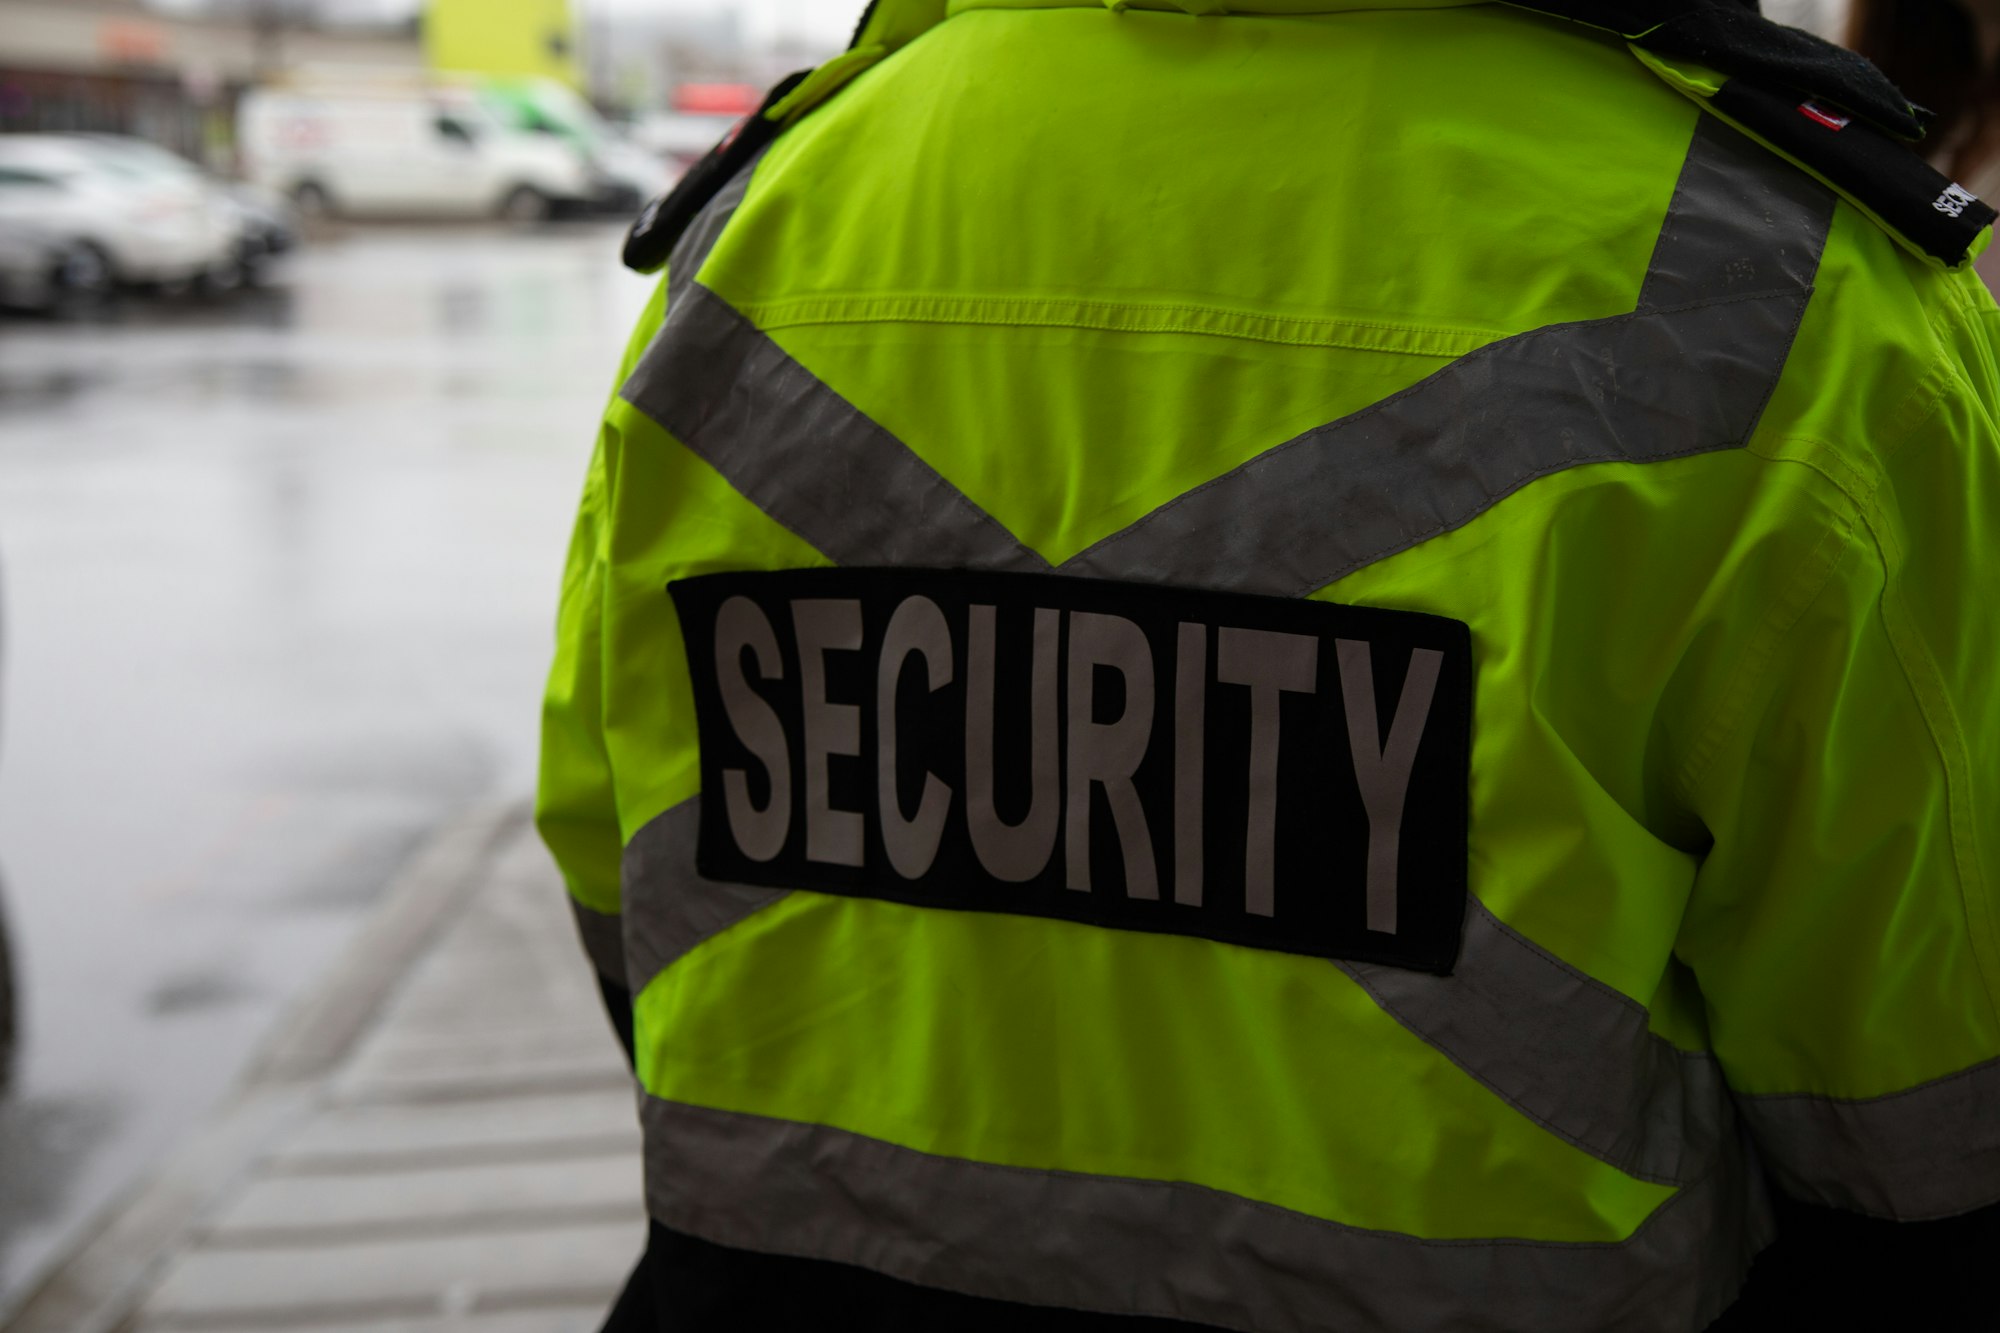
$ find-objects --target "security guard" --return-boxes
[538,2,2000,1328]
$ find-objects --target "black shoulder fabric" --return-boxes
[1508,0,1926,137]
[596,976,636,1068]
[622,69,812,275]
[1713,78,1994,264]
[635,1222,1228,1331]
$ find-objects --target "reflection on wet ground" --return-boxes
[0,221,653,1311]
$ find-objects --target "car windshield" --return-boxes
[67,137,203,180]
[476,82,608,152]
[0,166,72,190]
[0,147,85,184]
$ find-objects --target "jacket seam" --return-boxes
[1673,347,2000,1035]
[1667,336,1952,805]
[1852,460,2000,1035]
[1667,476,1857,806]
[1787,343,2000,1033]
[729,292,1511,354]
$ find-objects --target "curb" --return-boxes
[0,801,530,1333]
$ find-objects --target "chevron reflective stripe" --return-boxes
[1340,899,1725,1187]
[1633,111,1836,312]
[661,145,763,316]
[1734,1055,2000,1221]
[639,1094,1770,1333]
[627,285,1051,572]
[1062,115,1833,593]
[620,115,1829,592]
[621,791,1718,1188]
[621,798,785,994]
[611,117,1831,1311]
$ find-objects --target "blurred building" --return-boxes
[1766,0,1850,40]
[0,0,420,163]
[577,5,839,121]
[424,0,580,89]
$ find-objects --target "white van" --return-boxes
[238,84,592,222]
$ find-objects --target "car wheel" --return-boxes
[292,181,335,221]
[52,242,115,313]
[499,185,552,225]
[197,255,244,298]
[234,238,270,288]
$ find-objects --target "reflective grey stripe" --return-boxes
[621,798,787,993]
[570,899,627,990]
[620,808,1717,1189]
[624,142,1044,572]
[1735,1054,2000,1221]
[1340,899,1724,1187]
[1636,114,1830,312]
[662,145,765,316]
[622,283,1049,572]
[1060,116,1834,594]
[641,1095,1771,1333]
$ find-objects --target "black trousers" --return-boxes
[600,1193,1999,1332]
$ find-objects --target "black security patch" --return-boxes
[671,569,1472,974]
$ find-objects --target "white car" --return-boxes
[61,134,299,287]
[239,86,593,222]
[0,135,235,287]
[0,220,114,312]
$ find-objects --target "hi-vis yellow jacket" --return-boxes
[538,3,2000,1328]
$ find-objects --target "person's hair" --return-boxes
[1848,0,2000,180]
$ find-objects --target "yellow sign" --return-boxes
[424,0,581,88]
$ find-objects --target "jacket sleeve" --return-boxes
[537,278,672,992]
[1677,280,2000,1222]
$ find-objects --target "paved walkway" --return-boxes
[4,807,641,1333]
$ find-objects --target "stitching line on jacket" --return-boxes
[727,292,1512,355]
[1058,287,1809,583]
[1667,479,1858,806]
[1675,342,2000,1038]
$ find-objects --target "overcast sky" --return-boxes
[590,0,859,43]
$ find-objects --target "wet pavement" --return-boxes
[0,222,652,1314]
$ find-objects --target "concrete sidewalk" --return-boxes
[4,806,642,1333]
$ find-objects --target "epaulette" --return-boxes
[622,70,810,275]
[1509,0,1996,267]
[1706,77,1995,267]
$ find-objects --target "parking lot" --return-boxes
[0,220,653,1313]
